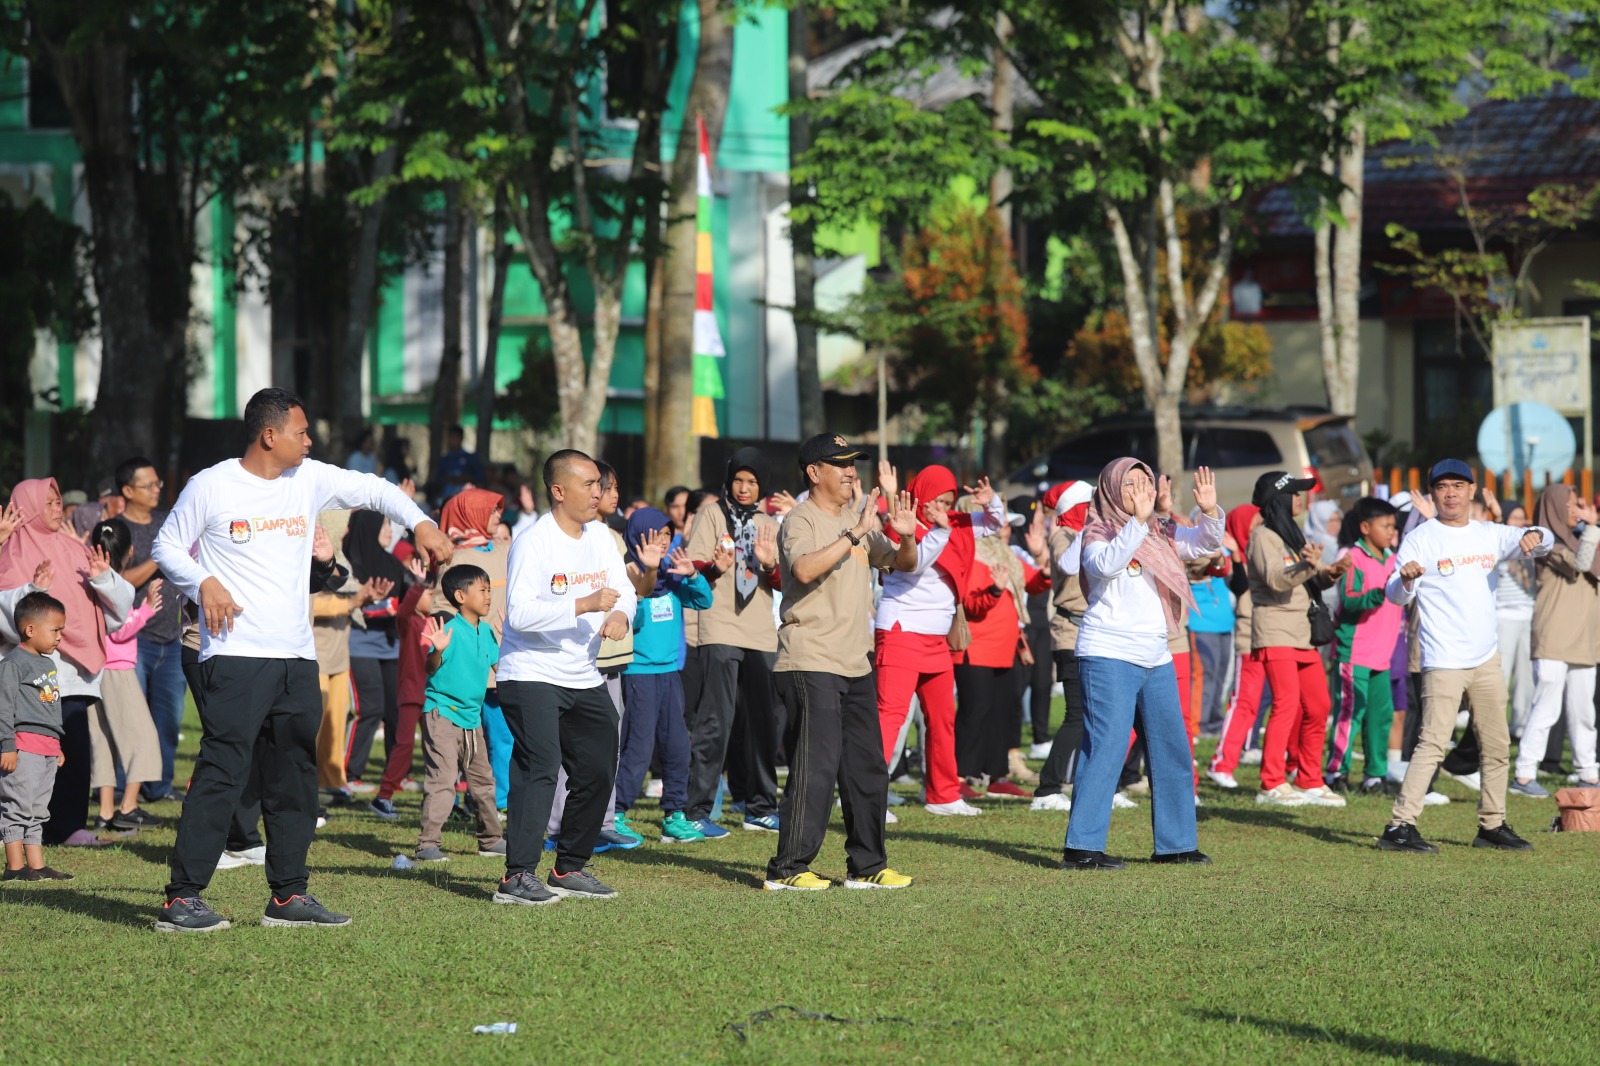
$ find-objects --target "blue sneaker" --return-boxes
[743,813,780,833]
[1509,778,1550,798]
[548,834,615,854]
[690,817,730,840]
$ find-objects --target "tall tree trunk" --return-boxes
[475,192,511,461]
[788,1,825,439]
[1314,210,1338,408]
[429,186,466,478]
[1331,114,1366,413]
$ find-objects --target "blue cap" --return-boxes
[1427,458,1475,486]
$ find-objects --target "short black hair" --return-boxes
[1339,497,1399,548]
[595,460,618,493]
[542,448,594,502]
[15,590,66,631]
[91,518,134,572]
[664,485,689,508]
[441,564,490,609]
[114,456,156,491]
[243,388,304,441]
[684,489,714,518]
[448,424,465,438]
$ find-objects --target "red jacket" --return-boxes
[396,583,430,708]
[955,557,1050,668]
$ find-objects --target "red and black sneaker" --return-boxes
[985,779,1033,799]
[261,893,352,927]
[155,896,231,933]
[958,783,986,802]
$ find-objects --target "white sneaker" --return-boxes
[1206,770,1239,790]
[400,779,422,793]
[1423,791,1451,806]
[215,851,251,870]
[346,781,376,795]
[1028,741,1053,760]
[1194,794,1205,808]
[1030,792,1072,812]
[885,810,898,824]
[924,800,982,816]
[1449,771,1481,791]
[1387,760,1409,784]
[1239,748,1262,766]
[1296,786,1347,808]
[1286,769,1298,785]
[1111,792,1138,809]
[644,778,663,799]
[223,845,267,867]
[1256,784,1308,807]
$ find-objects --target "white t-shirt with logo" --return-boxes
[1075,511,1225,668]
[497,512,638,689]
[153,458,431,662]
[1386,518,1554,671]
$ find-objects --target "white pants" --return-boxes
[1497,612,1534,734]
[1517,659,1599,780]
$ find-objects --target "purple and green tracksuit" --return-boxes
[1325,541,1402,782]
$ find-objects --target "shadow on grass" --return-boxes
[310,861,495,903]
[317,830,406,860]
[1198,805,1376,847]
[1188,1010,1517,1066]
[608,847,764,888]
[4,887,153,928]
[107,837,174,866]
[888,829,1061,869]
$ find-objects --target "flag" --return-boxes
[691,113,725,438]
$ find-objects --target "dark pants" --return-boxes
[346,656,399,782]
[1037,650,1087,796]
[182,651,262,851]
[767,670,887,880]
[498,680,619,878]
[1193,632,1233,735]
[166,657,321,899]
[1023,626,1054,746]
[616,672,690,814]
[42,697,93,845]
[686,644,780,820]
[954,662,1016,781]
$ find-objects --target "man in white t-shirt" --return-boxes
[1380,458,1552,854]
[151,389,452,932]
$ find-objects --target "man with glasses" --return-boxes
[114,457,188,803]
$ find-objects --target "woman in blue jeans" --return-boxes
[1063,458,1224,869]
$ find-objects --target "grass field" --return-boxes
[4,698,1596,1066]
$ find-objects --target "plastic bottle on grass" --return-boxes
[473,1023,517,1035]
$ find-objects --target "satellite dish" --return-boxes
[1477,402,1577,484]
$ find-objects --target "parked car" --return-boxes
[1003,406,1373,513]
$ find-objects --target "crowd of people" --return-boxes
[2,388,1595,922]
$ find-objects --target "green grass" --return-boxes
[4,699,1597,1066]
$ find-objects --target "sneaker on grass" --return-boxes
[546,866,616,899]
[155,897,231,933]
[1375,823,1438,853]
[346,780,376,795]
[597,812,644,850]
[493,871,559,906]
[215,851,252,870]
[225,845,266,866]
[661,811,706,844]
[1030,792,1072,812]
[845,868,913,890]
[885,809,898,824]
[261,893,352,928]
[743,813,780,833]
[924,800,982,816]
[1509,778,1549,798]
[1028,741,1053,759]
[986,779,1032,799]
[1472,823,1533,851]
[1205,770,1239,790]
[1422,791,1451,806]
[689,817,730,840]
[1112,792,1139,809]
[1239,748,1263,766]
[1296,786,1347,808]
[369,798,399,821]
[1256,784,1308,807]
[110,807,164,830]
[763,870,831,891]
[1449,771,1482,791]
[415,846,450,862]
[478,839,507,857]
[1360,777,1386,795]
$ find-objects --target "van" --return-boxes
[1003,407,1373,512]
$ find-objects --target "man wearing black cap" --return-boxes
[763,434,920,891]
[1380,459,1553,853]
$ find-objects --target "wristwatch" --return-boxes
[843,529,862,546]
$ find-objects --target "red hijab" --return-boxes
[1079,458,1195,635]
[888,465,975,592]
[0,478,107,673]
[440,488,504,549]
[1225,503,1260,559]
[1042,480,1093,532]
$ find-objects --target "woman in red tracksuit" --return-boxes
[1208,504,1266,789]
[955,501,1051,800]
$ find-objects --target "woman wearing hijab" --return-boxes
[1512,484,1600,794]
[682,448,783,836]
[1304,501,1343,558]
[953,495,1050,801]
[1247,472,1350,807]
[875,465,1004,817]
[342,510,414,788]
[1029,481,1096,812]
[1060,461,1223,869]
[0,479,135,846]
[1206,504,1270,788]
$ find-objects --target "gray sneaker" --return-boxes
[415,846,450,862]
[1509,779,1550,798]
[492,871,559,906]
[546,865,617,899]
[155,896,231,933]
[477,839,507,857]
[261,893,352,927]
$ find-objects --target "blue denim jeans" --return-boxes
[136,636,189,800]
[1065,656,1199,856]
[481,690,512,809]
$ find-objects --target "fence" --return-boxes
[1375,467,1596,514]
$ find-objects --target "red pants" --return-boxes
[875,627,959,805]
[1257,648,1329,791]
[1211,655,1266,774]
[378,700,424,801]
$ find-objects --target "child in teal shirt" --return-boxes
[415,565,506,863]
[614,508,713,843]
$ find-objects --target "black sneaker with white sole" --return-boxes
[261,893,352,927]
[155,896,231,933]
[1060,848,1126,870]
[546,865,617,899]
[110,807,165,830]
[1376,823,1439,853]
[492,871,559,906]
[369,798,399,821]
[1472,823,1533,851]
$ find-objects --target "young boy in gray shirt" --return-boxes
[1,592,72,882]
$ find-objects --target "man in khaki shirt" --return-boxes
[764,434,919,892]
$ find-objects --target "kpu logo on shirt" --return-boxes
[1126,560,1143,578]
[1282,554,1298,571]
[230,515,309,543]
[229,520,252,544]
[1437,558,1455,577]
[550,573,569,595]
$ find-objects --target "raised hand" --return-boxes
[851,488,883,539]
[877,460,899,501]
[0,499,24,548]
[1193,466,1219,516]
[1519,529,1545,556]
[1575,495,1599,527]
[1130,477,1157,524]
[963,476,995,508]
[888,490,917,537]
[145,577,164,611]
[1303,541,1324,567]
[31,561,53,591]
[1024,516,1047,561]
[359,576,394,606]
[667,546,696,577]
[1482,486,1503,523]
[768,490,797,517]
[399,477,418,500]
[1411,494,1436,521]
[406,556,427,584]
[85,545,111,578]
[924,497,951,529]
[312,524,334,563]
[753,523,778,568]
[634,529,668,571]
[421,615,452,652]
[1156,475,1174,517]
[712,542,736,573]
[519,484,536,517]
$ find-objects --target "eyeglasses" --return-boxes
[131,481,164,491]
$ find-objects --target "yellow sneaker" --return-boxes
[844,868,913,890]
[762,870,831,891]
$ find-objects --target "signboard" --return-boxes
[1493,316,1594,471]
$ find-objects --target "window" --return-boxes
[1195,428,1283,468]
[1413,318,1491,460]
[1301,422,1362,468]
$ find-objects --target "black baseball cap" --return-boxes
[1252,470,1317,507]
[1427,458,1475,486]
[797,433,865,469]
